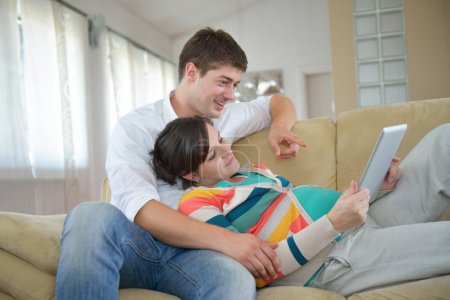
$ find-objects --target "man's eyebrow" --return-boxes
[218,75,240,85]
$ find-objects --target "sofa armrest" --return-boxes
[0,212,64,275]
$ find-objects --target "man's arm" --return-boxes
[268,94,308,159]
[134,200,281,281]
[107,110,281,281]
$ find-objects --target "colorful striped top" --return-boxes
[178,164,342,287]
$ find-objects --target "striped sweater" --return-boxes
[178,164,342,287]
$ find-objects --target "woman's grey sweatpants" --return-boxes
[310,123,450,295]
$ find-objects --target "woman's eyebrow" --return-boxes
[206,131,222,157]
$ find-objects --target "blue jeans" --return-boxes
[56,202,256,300]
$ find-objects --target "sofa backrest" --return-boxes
[101,117,338,201]
[336,97,450,190]
[102,97,450,202]
[232,117,337,189]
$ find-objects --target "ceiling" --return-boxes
[110,0,263,38]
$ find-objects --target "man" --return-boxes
[56,27,310,299]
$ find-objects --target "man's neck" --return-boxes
[170,87,195,117]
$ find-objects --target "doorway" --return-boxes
[306,72,335,120]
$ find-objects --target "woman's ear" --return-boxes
[182,172,199,183]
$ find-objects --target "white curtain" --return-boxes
[107,31,177,119]
[0,0,93,214]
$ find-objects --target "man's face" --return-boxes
[189,65,242,119]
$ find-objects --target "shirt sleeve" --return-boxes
[214,95,272,143]
[178,189,240,233]
[105,114,161,222]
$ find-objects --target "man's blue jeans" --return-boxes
[56,202,256,300]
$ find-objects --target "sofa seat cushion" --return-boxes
[118,288,180,300]
[348,275,450,300]
[256,286,345,299]
[0,212,64,275]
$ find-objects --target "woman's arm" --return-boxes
[260,215,339,287]
[177,186,339,287]
[257,185,368,287]
[178,190,340,287]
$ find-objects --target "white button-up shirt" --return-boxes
[106,95,272,221]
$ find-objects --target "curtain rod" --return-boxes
[106,27,174,65]
[55,0,87,17]
[56,0,175,65]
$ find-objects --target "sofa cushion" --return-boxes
[347,275,450,300]
[233,117,337,189]
[336,98,450,191]
[0,291,16,300]
[256,286,345,300]
[0,212,64,275]
[0,249,56,300]
[118,288,180,300]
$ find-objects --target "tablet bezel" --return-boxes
[359,124,407,202]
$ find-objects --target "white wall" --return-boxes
[173,0,332,120]
[64,0,173,200]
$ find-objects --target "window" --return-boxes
[0,0,88,176]
[235,70,284,103]
[0,0,91,213]
[106,30,177,119]
[0,0,177,214]
[353,0,409,107]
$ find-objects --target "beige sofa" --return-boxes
[1,97,450,300]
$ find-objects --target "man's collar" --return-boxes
[162,91,178,124]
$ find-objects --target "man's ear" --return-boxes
[185,62,199,82]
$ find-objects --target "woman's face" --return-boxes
[196,124,240,186]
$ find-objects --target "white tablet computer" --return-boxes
[360,124,407,202]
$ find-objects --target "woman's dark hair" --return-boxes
[178,27,248,82]
[150,116,213,189]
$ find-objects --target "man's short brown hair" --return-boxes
[178,27,248,81]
